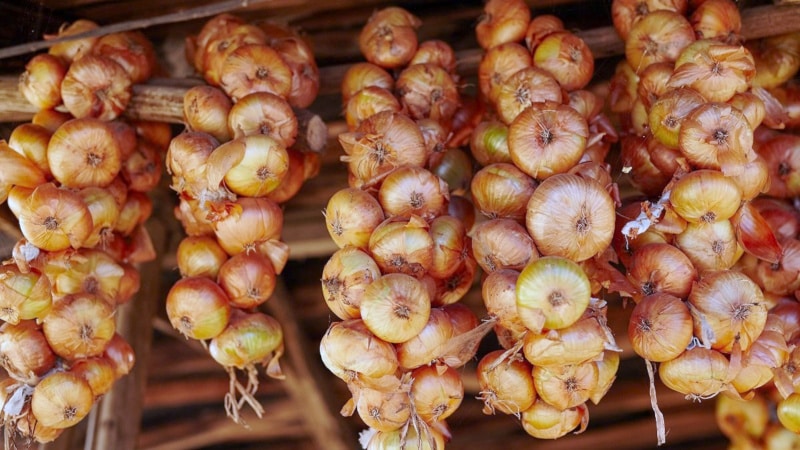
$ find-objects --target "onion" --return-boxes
[0,264,52,324]
[521,400,586,439]
[478,43,531,104]
[213,197,283,257]
[378,166,449,221]
[690,0,741,43]
[61,55,132,121]
[340,62,394,105]
[19,53,66,110]
[396,63,459,123]
[177,235,229,279]
[526,173,615,262]
[670,170,742,224]
[477,350,536,415]
[628,293,693,361]
[590,352,620,405]
[48,118,122,188]
[674,220,739,271]
[533,362,598,410]
[321,246,381,320]
[482,269,527,338]
[42,293,115,360]
[523,316,607,366]
[217,252,276,309]
[319,319,398,386]
[358,7,421,69]
[410,40,457,74]
[70,356,117,398]
[471,163,536,222]
[0,321,56,383]
[470,120,511,166]
[526,15,565,50]
[516,256,591,333]
[476,0,530,49]
[668,40,755,103]
[533,31,594,91]
[611,0,688,41]
[471,218,538,273]
[209,310,283,368]
[678,102,754,175]
[658,346,729,399]
[354,385,412,432]
[166,276,231,340]
[396,308,453,369]
[778,393,800,433]
[324,188,384,249]
[508,102,589,180]
[649,87,707,149]
[31,371,94,429]
[716,392,768,440]
[344,86,401,130]
[92,31,156,84]
[411,364,463,422]
[627,243,697,300]
[227,92,297,147]
[625,10,694,71]
[493,67,562,125]
[219,44,292,101]
[360,273,431,344]
[429,215,468,280]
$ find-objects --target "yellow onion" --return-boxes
[523,316,608,366]
[410,39,457,74]
[675,220,739,271]
[778,393,800,433]
[690,0,741,43]
[378,166,449,221]
[757,134,800,198]
[193,14,247,72]
[679,102,754,175]
[354,385,412,432]
[103,333,135,378]
[590,352,620,405]
[213,197,283,256]
[70,356,117,398]
[478,42,531,104]
[360,273,431,344]
[688,270,766,352]
[183,85,232,143]
[731,330,788,394]
[217,252,276,309]
[716,393,769,441]
[470,120,511,166]
[482,269,527,338]
[649,87,707,149]
[345,86,401,130]
[358,7,421,69]
[8,123,52,178]
[209,310,283,368]
[324,188,384,250]
[658,347,729,399]
[429,215,468,280]
[627,243,697,300]
[219,44,292,101]
[31,109,71,133]
[166,131,218,195]
[321,246,380,320]
[79,187,120,248]
[368,217,434,278]
[31,371,93,429]
[533,31,594,91]
[636,62,674,109]
[272,36,319,108]
[202,24,268,87]
[611,0,688,41]
[754,237,800,295]
[16,412,63,443]
[166,276,231,340]
[91,31,156,84]
[670,170,742,224]
[476,0,530,49]
[628,293,693,362]
[411,364,463,422]
[339,111,427,188]
[508,101,589,180]
[120,137,160,194]
[227,91,297,147]
[396,63,459,123]
[50,248,125,303]
[19,53,66,110]
[525,14,565,50]
[47,118,122,188]
[396,308,453,369]
[471,163,536,221]
[625,10,694,71]
[526,173,615,262]
[206,135,289,198]
[668,40,755,103]
[521,400,586,439]
[533,362,598,410]
[748,33,800,90]
[477,350,536,415]
[366,423,445,450]
[340,62,394,105]
[493,67,562,125]
[516,256,591,333]
[0,264,52,324]
[319,319,398,386]
[43,293,115,360]
[765,423,800,449]
[176,235,229,279]
[60,55,132,121]
[0,321,56,383]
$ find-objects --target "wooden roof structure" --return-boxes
[0,0,799,449]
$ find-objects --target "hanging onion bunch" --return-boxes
[1,22,167,444]
[465,0,626,441]
[608,1,800,446]
[166,14,326,425]
[321,7,491,449]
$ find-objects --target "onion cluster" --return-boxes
[0,22,162,443]
[165,14,323,424]
[323,7,484,448]
[468,0,624,440]
[610,0,800,443]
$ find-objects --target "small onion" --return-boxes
[47,118,122,188]
[355,385,412,432]
[410,364,464,423]
[533,362,598,410]
[183,85,233,143]
[0,321,56,382]
[324,188,384,250]
[60,55,132,121]
[429,215,468,280]
[471,163,536,221]
[368,217,434,278]
[70,356,117,398]
[31,371,94,429]
[19,53,66,110]
[209,310,283,368]
[378,166,449,221]
[626,243,697,300]
[0,264,52,324]
[217,252,276,309]
[321,246,381,320]
[360,273,431,344]
[526,173,615,262]
[521,400,585,439]
[396,307,453,369]
[523,316,607,366]
[482,269,527,338]
[319,319,398,385]
[477,350,536,415]
[165,276,231,340]
[778,393,800,433]
[176,235,229,279]
[516,256,591,333]
[358,7,421,69]
[476,0,530,49]
[471,218,538,273]
[42,293,115,360]
[658,347,729,399]
[628,293,693,362]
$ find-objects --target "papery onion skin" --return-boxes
[321,246,381,320]
[533,362,598,410]
[360,273,431,344]
[358,7,421,69]
[209,310,283,368]
[42,293,115,360]
[471,163,536,221]
[319,319,399,383]
[60,55,132,121]
[526,173,615,262]
[476,0,531,49]
[670,170,742,224]
[165,276,231,340]
[523,316,607,367]
[625,10,695,71]
[47,118,122,189]
[627,243,697,300]
[520,400,584,439]
[471,218,538,273]
[19,53,66,110]
[477,350,536,415]
[411,364,464,422]
[778,393,800,433]
[324,188,385,250]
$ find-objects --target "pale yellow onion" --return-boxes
[360,273,431,344]
[533,362,598,410]
[658,347,729,399]
[477,350,536,415]
[321,246,381,320]
[521,400,585,439]
[516,256,591,333]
